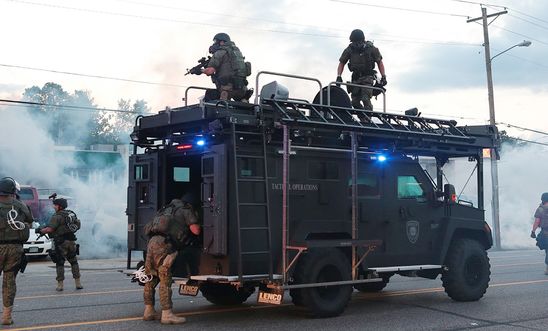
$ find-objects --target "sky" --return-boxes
[1,0,547,249]
[1,0,547,140]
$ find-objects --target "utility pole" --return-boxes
[467,7,507,250]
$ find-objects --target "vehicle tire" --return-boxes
[354,277,389,292]
[200,283,255,305]
[441,238,490,301]
[289,289,304,306]
[293,248,352,317]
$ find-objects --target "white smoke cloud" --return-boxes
[0,107,127,258]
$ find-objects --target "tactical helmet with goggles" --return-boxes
[213,32,231,43]
[349,29,365,42]
[53,198,68,209]
[542,192,548,203]
[0,177,17,196]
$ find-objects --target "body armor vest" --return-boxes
[0,201,30,243]
[348,41,376,76]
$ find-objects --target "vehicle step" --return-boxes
[368,265,442,273]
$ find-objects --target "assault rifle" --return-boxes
[185,56,211,76]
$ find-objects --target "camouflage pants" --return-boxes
[55,240,80,281]
[0,244,22,307]
[143,235,177,310]
[350,75,375,111]
[219,83,247,102]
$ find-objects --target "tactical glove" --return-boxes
[530,230,536,239]
[336,76,343,87]
[380,75,387,86]
[35,228,41,235]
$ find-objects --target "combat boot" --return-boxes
[160,309,186,325]
[56,280,64,291]
[2,306,13,325]
[75,278,83,290]
[143,305,159,321]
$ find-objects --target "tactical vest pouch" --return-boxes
[62,210,81,233]
[144,203,177,237]
[245,61,252,77]
[0,204,29,243]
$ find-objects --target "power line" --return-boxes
[0,99,153,114]
[491,24,548,46]
[496,122,548,136]
[330,0,470,18]
[0,63,187,88]
[508,14,548,32]
[509,137,548,147]
[446,0,507,9]
[3,0,480,46]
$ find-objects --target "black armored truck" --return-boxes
[126,72,498,317]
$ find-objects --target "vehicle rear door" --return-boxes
[127,153,159,252]
[201,144,227,256]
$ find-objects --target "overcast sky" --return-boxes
[1,0,547,141]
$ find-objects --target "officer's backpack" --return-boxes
[61,210,80,233]
[144,200,184,237]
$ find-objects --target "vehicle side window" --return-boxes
[348,173,380,198]
[18,188,35,200]
[397,176,424,199]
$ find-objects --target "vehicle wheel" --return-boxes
[289,289,304,306]
[442,238,490,301]
[200,283,255,305]
[293,248,352,317]
[354,277,389,293]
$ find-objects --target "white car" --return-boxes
[24,229,53,257]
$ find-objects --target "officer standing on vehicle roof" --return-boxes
[337,28,386,112]
[0,177,33,325]
[142,193,201,325]
[39,196,83,291]
[530,192,548,275]
[201,33,252,102]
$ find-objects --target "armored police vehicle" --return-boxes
[127,72,498,317]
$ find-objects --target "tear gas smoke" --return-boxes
[431,143,548,249]
[0,107,127,258]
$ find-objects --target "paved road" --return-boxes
[5,249,548,330]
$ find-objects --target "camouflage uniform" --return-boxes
[207,41,248,101]
[143,199,198,311]
[49,212,80,281]
[0,199,32,308]
[339,42,383,110]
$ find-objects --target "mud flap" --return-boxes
[179,280,200,296]
[257,287,284,305]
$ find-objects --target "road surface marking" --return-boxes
[11,278,548,330]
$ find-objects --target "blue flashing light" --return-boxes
[196,139,205,146]
[377,155,387,162]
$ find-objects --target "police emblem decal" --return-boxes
[406,220,420,244]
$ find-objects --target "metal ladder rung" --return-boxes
[241,251,270,255]
[238,202,267,207]
[236,154,264,159]
[240,226,269,231]
[238,178,267,182]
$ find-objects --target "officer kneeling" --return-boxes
[39,196,82,291]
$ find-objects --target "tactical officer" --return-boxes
[0,177,32,325]
[530,192,548,275]
[202,32,251,102]
[337,28,386,112]
[142,193,200,325]
[39,197,83,291]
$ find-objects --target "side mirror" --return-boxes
[443,184,457,204]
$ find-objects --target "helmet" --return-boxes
[53,198,68,209]
[213,32,231,43]
[0,177,17,196]
[181,192,196,205]
[542,192,548,203]
[349,29,365,42]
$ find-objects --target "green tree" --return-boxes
[98,99,150,145]
[22,82,100,147]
